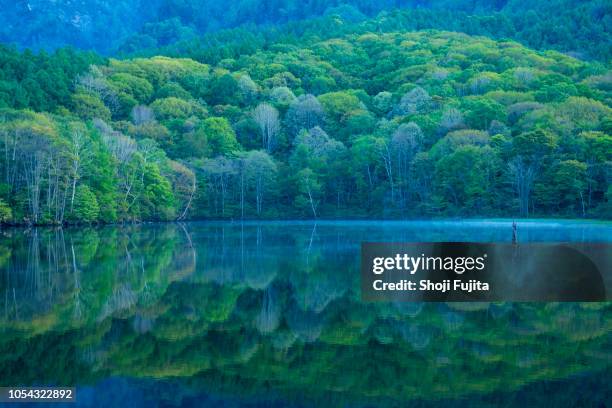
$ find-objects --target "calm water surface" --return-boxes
[0,220,610,407]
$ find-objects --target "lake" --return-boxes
[0,220,610,407]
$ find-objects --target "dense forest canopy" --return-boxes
[1,26,610,224]
[0,3,610,224]
[1,1,611,61]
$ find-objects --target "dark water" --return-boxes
[0,220,610,407]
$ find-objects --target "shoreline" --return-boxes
[2,217,611,230]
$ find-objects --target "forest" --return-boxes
[2,1,611,61]
[0,3,611,224]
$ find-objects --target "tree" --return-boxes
[578,131,612,209]
[143,163,176,220]
[202,117,240,156]
[68,125,92,215]
[411,152,434,209]
[0,198,11,223]
[350,135,379,208]
[508,129,557,216]
[72,93,111,121]
[200,156,236,217]
[167,161,196,220]
[180,124,210,158]
[430,129,490,160]
[435,146,498,213]
[552,160,588,216]
[72,185,99,223]
[11,114,61,224]
[558,97,610,131]
[155,82,192,99]
[270,86,296,109]
[318,91,362,138]
[131,105,155,125]
[372,91,393,115]
[462,98,506,130]
[208,74,239,106]
[76,67,120,115]
[394,87,432,116]
[238,74,259,105]
[392,122,423,205]
[290,126,349,213]
[286,94,324,137]
[151,97,195,120]
[296,168,321,218]
[375,136,395,203]
[108,72,153,104]
[252,103,280,152]
[245,150,277,215]
[439,108,464,134]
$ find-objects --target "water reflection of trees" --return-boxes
[0,223,610,406]
[0,225,196,325]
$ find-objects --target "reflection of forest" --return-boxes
[0,224,610,406]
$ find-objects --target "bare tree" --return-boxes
[95,119,141,211]
[394,86,432,116]
[252,103,280,152]
[297,168,320,218]
[509,156,538,217]
[439,108,464,134]
[411,152,434,205]
[245,150,277,215]
[1,115,18,194]
[286,94,324,137]
[392,122,423,205]
[131,105,155,125]
[201,157,236,217]
[376,137,394,202]
[169,161,196,221]
[76,66,120,115]
[238,74,259,105]
[69,126,91,213]
[21,131,55,224]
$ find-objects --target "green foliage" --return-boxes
[207,74,239,106]
[0,12,610,222]
[0,45,103,112]
[202,117,241,156]
[461,98,506,130]
[143,164,176,220]
[0,198,11,223]
[435,146,500,213]
[511,129,557,161]
[1,224,610,405]
[296,168,321,217]
[72,93,112,121]
[151,97,197,120]
[108,73,154,103]
[72,185,100,223]
[318,91,364,142]
[2,1,611,63]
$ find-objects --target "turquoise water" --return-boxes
[0,220,610,407]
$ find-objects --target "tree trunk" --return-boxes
[307,187,317,218]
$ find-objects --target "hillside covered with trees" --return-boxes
[0,9,610,224]
[2,0,611,61]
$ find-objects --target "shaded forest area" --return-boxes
[0,3,610,224]
[2,1,611,61]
